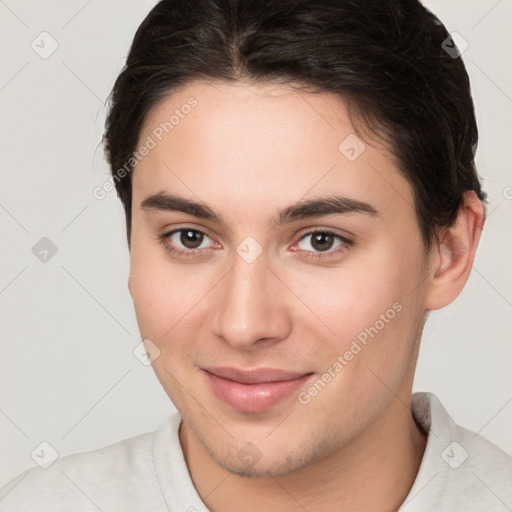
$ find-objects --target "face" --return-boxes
[129,80,431,477]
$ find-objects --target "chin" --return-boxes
[202,429,335,479]
[213,451,308,479]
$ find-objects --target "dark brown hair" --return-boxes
[103,0,486,248]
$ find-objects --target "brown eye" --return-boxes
[310,232,335,251]
[297,231,347,253]
[162,228,214,254]
[180,229,204,249]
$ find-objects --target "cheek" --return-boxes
[288,243,426,363]
[129,242,219,342]
[289,257,402,333]
[129,240,179,338]
[129,256,201,395]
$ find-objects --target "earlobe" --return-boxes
[424,191,485,311]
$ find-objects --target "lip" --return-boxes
[202,367,313,413]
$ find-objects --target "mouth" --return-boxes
[202,366,314,413]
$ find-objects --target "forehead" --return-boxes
[133,80,414,225]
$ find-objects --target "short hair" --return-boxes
[103,0,486,249]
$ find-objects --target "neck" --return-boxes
[180,392,427,512]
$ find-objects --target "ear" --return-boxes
[424,191,485,311]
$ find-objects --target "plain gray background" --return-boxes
[1,0,511,487]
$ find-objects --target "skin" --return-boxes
[128,80,484,511]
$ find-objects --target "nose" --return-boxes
[211,250,292,350]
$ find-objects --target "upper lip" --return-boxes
[203,367,312,384]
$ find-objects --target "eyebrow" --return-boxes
[273,196,378,225]
[141,192,224,224]
[140,192,378,226]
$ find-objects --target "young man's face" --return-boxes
[129,81,431,477]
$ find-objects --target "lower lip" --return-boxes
[203,370,312,413]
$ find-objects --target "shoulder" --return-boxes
[0,427,167,512]
[404,392,512,511]
[431,423,512,511]
[453,423,512,495]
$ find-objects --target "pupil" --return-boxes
[312,233,333,251]
[180,230,203,249]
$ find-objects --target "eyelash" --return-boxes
[296,229,353,259]
[159,228,213,259]
[159,228,353,259]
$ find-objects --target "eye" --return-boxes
[294,230,352,256]
[160,228,218,256]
